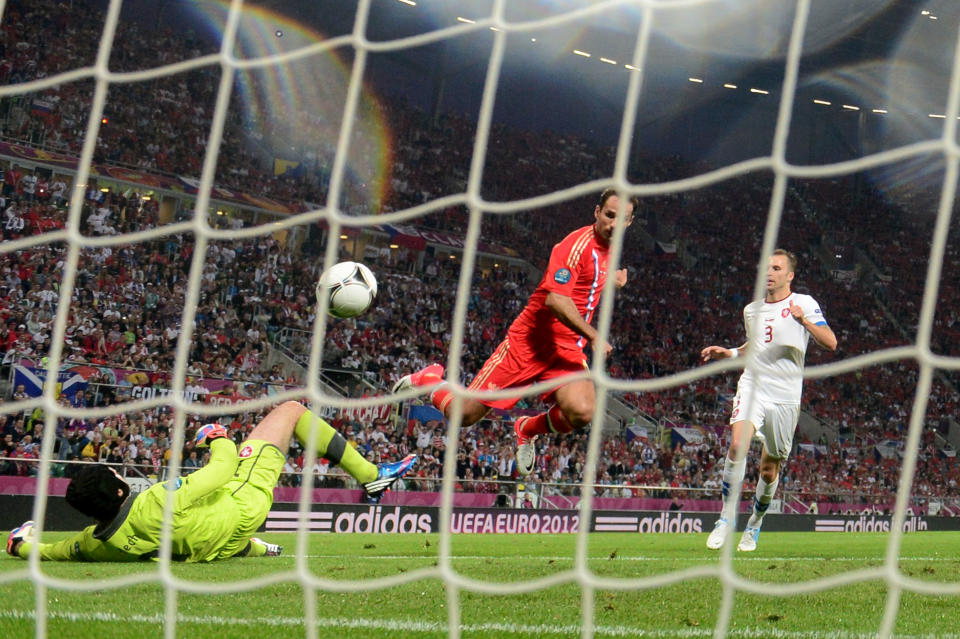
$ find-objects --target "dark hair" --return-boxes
[773,248,798,273]
[65,464,130,522]
[597,188,640,215]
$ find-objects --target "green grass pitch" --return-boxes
[1,531,958,638]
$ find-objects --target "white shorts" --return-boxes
[729,391,799,459]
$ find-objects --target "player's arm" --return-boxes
[10,524,101,561]
[788,299,837,351]
[701,306,748,362]
[171,430,238,509]
[614,268,627,289]
[804,321,836,351]
[16,530,147,562]
[700,342,748,362]
[544,292,611,356]
[541,231,613,355]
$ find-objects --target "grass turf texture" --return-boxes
[1,532,958,638]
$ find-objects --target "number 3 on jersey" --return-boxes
[764,325,773,343]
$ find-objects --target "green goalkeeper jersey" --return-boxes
[18,439,249,563]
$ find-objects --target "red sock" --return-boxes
[518,404,574,437]
[431,384,454,416]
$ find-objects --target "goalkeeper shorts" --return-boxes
[218,439,285,558]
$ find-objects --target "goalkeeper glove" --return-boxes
[7,520,35,557]
[194,423,228,448]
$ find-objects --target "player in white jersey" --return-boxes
[700,249,837,551]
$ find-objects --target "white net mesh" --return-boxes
[2,1,959,638]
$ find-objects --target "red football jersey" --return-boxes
[508,224,610,351]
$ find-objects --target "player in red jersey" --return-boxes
[394,189,637,475]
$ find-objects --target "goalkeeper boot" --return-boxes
[514,417,536,476]
[364,454,417,504]
[706,517,731,550]
[737,525,761,552]
[392,364,445,394]
[250,537,283,557]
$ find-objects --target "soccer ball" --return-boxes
[316,261,378,318]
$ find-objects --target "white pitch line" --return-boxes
[299,554,960,562]
[2,610,958,639]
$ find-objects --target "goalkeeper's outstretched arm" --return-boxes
[9,525,105,561]
[171,433,238,510]
[6,432,239,561]
[6,521,103,561]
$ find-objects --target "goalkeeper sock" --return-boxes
[295,410,377,484]
[517,405,575,438]
[747,475,778,527]
[720,454,746,516]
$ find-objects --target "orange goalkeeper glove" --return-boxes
[7,521,35,557]
[194,423,228,448]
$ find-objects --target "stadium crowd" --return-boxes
[1,1,958,512]
[1,222,957,511]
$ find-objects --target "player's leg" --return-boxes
[507,349,591,476]
[393,363,491,426]
[708,392,761,549]
[737,404,796,551]
[226,401,420,557]
[220,402,351,558]
[706,420,756,549]
[243,400,303,453]
[247,401,415,502]
[395,334,566,431]
[291,404,416,502]
[222,442,286,558]
[719,418,756,507]
[513,378,593,476]
[522,377,594,434]
[736,449,782,552]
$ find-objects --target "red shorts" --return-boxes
[466,334,587,410]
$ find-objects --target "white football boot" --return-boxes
[737,525,761,552]
[514,417,536,476]
[706,517,731,549]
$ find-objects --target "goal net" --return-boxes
[1,0,958,638]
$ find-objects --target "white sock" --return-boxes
[720,455,746,520]
[747,476,779,527]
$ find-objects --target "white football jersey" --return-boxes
[736,292,828,404]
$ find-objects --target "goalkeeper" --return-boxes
[6,401,415,562]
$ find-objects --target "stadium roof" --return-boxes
[128,0,958,169]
